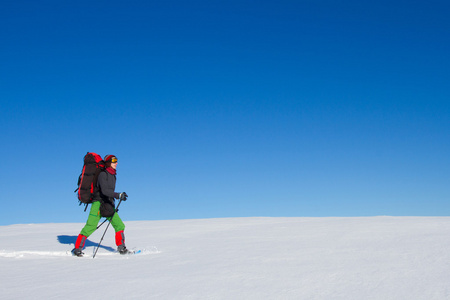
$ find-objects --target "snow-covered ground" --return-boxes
[1,217,450,299]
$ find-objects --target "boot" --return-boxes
[72,234,87,257]
[117,244,133,255]
[115,230,132,254]
[71,248,84,257]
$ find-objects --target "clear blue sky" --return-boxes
[1,1,449,225]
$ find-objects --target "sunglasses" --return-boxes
[111,158,118,163]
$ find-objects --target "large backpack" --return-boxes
[75,152,105,206]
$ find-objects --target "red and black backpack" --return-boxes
[75,152,105,207]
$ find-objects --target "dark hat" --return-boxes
[104,155,117,167]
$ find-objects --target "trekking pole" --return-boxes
[96,218,108,230]
[93,199,123,258]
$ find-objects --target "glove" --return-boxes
[119,192,128,201]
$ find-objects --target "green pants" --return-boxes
[80,201,125,237]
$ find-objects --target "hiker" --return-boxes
[72,154,129,256]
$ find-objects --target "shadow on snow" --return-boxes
[57,235,115,252]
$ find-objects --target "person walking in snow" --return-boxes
[72,154,130,256]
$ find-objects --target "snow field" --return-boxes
[1,217,450,299]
